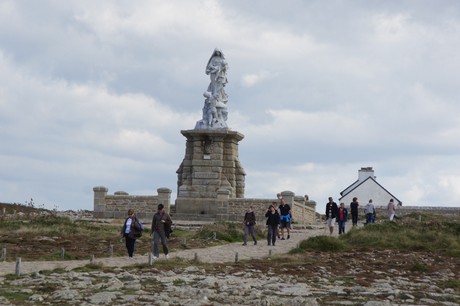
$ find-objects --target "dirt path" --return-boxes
[0,227,327,276]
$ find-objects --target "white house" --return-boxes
[339,167,402,207]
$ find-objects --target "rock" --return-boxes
[87,291,119,304]
[50,289,82,300]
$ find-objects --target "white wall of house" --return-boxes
[340,178,397,208]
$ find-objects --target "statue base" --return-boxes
[175,129,246,219]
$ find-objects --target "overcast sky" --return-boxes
[1,0,460,211]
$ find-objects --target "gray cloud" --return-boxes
[1,0,460,210]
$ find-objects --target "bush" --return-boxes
[195,222,264,242]
[293,236,348,253]
[341,219,460,257]
[196,222,241,242]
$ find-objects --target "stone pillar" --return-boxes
[93,186,108,218]
[305,200,317,211]
[157,187,172,213]
[175,129,246,218]
[280,190,295,205]
[294,196,305,204]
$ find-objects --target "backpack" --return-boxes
[129,219,144,239]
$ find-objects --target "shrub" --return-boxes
[293,236,348,253]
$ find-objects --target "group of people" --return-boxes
[242,194,293,247]
[325,197,398,235]
[120,195,399,258]
[121,203,172,259]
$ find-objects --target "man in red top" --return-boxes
[337,202,348,235]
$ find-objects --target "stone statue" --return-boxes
[195,48,229,130]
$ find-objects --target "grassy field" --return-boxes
[294,212,460,258]
[1,202,459,263]
[0,203,459,304]
[0,203,266,261]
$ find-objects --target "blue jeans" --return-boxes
[366,213,375,224]
[338,221,346,234]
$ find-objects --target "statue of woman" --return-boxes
[206,48,228,105]
[195,48,229,130]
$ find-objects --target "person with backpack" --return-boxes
[279,198,292,240]
[121,209,144,258]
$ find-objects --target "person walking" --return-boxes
[151,204,172,259]
[350,197,359,226]
[336,203,348,235]
[273,201,281,238]
[365,199,376,224]
[121,209,144,258]
[242,205,257,246]
[265,204,280,246]
[387,198,396,221]
[325,197,339,235]
[279,198,292,240]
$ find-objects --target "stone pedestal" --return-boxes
[175,129,246,218]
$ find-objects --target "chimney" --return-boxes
[358,167,375,181]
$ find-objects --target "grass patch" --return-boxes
[331,275,356,285]
[291,214,460,258]
[438,279,460,291]
[195,222,264,243]
[72,262,104,272]
[341,219,460,257]
[172,278,187,286]
[0,289,31,303]
[409,261,429,272]
[291,235,348,253]
[42,267,68,275]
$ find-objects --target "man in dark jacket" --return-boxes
[325,197,339,235]
[350,197,359,226]
[265,204,280,246]
[151,203,172,259]
[242,205,257,246]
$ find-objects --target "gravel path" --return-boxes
[0,226,327,276]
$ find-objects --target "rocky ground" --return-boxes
[0,227,459,305]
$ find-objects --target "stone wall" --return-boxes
[216,191,317,226]
[374,205,460,218]
[93,187,317,226]
[93,186,172,219]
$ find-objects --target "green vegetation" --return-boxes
[72,262,104,272]
[0,290,30,303]
[292,236,348,253]
[439,279,460,290]
[195,221,265,243]
[0,213,260,261]
[293,214,460,258]
[172,278,187,286]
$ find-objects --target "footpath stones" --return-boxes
[0,263,458,305]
